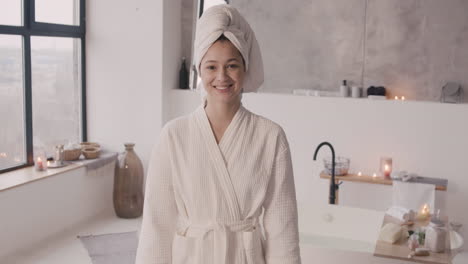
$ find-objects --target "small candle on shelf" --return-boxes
[401,96,406,101]
[357,171,362,177]
[34,147,48,171]
[395,96,399,100]
[380,157,393,179]
[416,203,430,220]
[373,172,377,178]
[35,157,44,171]
[384,164,391,178]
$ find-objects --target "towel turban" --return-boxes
[194,4,264,99]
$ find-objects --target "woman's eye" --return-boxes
[206,65,216,70]
[228,64,239,69]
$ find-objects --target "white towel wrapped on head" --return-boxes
[194,5,264,100]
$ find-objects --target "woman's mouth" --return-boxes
[214,84,234,90]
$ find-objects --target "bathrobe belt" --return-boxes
[176,216,260,263]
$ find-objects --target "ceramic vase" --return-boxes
[113,143,144,218]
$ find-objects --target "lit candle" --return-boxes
[384,164,391,178]
[380,157,393,179]
[373,172,377,178]
[357,171,362,177]
[401,96,406,101]
[36,157,44,171]
[417,204,430,220]
[395,96,399,100]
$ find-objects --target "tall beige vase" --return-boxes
[113,143,144,218]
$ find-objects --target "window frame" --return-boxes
[0,0,87,173]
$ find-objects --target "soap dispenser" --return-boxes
[340,80,349,97]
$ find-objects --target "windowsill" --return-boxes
[0,152,118,192]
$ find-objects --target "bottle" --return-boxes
[179,57,189,89]
[340,80,349,97]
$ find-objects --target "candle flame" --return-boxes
[0,152,6,158]
[395,96,399,100]
[384,164,390,171]
[373,173,377,178]
[401,96,406,101]
[357,172,362,176]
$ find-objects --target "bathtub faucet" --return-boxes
[313,142,338,205]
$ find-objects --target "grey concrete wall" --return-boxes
[182,0,468,102]
[231,0,468,102]
[365,0,468,102]
[181,0,195,65]
[232,0,366,94]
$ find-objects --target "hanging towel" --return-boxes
[392,181,435,213]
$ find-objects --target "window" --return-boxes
[0,0,86,173]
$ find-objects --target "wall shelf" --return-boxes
[320,173,447,191]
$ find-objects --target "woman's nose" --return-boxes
[216,67,229,81]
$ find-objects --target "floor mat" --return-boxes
[78,231,138,264]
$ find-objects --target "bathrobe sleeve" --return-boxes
[262,131,301,264]
[135,127,177,264]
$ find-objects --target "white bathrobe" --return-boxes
[135,104,301,264]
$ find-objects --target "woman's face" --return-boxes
[200,40,245,105]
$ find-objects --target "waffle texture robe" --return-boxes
[135,104,301,264]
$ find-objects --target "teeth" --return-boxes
[215,85,232,90]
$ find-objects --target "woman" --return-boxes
[136,5,301,264]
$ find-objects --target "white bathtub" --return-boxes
[298,203,384,252]
[297,203,468,264]
[297,203,401,263]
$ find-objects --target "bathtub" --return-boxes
[297,203,467,263]
[297,203,398,263]
[298,203,384,252]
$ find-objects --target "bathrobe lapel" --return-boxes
[196,104,247,220]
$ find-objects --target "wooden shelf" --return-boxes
[320,173,447,191]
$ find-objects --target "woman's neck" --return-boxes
[204,99,241,126]
[204,99,241,143]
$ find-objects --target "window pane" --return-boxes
[35,0,80,26]
[0,0,22,26]
[0,35,26,170]
[31,36,82,156]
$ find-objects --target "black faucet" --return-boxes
[313,142,338,205]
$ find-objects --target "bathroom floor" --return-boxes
[2,212,141,264]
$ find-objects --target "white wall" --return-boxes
[167,89,468,250]
[86,0,174,175]
[0,163,115,258]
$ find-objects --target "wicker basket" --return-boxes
[82,147,100,159]
[80,142,100,149]
[63,148,82,161]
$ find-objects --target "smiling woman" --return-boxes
[135,4,301,264]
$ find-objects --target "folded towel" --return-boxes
[386,206,415,221]
[379,223,404,244]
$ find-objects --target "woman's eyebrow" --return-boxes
[204,58,240,64]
